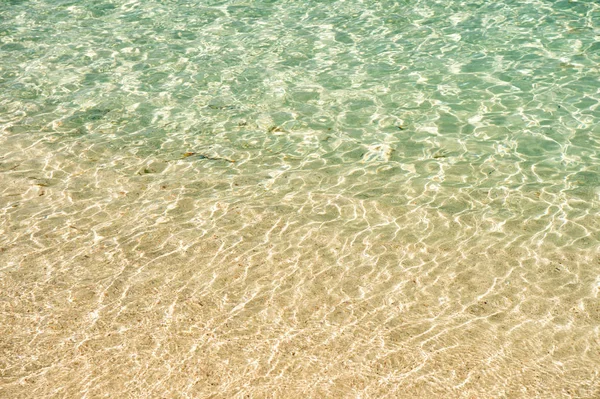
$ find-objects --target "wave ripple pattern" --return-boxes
[1,0,600,398]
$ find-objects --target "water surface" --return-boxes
[1,0,600,397]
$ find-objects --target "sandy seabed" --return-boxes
[1,133,599,399]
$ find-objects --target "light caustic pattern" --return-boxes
[1,0,600,397]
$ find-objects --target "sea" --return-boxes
[1,0,599,397]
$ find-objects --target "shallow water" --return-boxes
[1,0,600,397]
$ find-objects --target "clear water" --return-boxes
[1,0,599,397]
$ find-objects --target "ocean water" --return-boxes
[1,0,599,397]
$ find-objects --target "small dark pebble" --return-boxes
[268,125,285,133]
[208,104,235,110]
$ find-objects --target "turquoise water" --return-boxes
[1,1,599,397]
